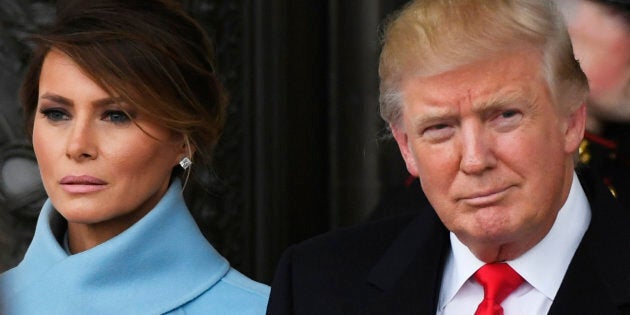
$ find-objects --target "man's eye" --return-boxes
[40,109,70,121]
[429,124,449,130]
[496,109,522,122]
[501,110,518,119]
[422,124,454,142]
[492,109,523,131]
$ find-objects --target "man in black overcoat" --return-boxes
[267,0,630,314]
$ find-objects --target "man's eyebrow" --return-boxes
[411,106,458,130]
[410,90,534,129]
[474,90,532,112]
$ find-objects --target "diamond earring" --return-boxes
[179,157,192,170]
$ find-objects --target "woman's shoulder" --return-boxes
[174,267,270,314]
[219,268,271,299]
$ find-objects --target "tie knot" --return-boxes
[474,263,524,314]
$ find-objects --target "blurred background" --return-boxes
[0,0,412,284]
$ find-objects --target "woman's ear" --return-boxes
[175,135,195,167]
[184,136,196,158]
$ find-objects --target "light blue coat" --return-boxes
[0,180,269,314]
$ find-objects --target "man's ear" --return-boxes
[563,103,586,154]
[390,123,420,177]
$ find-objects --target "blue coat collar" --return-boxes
[2,180,231,314]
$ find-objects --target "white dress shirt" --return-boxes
[437,172,591,315]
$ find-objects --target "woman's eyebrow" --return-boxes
[39,93,124,108]
[92,97,125,107]
[40,93,73,106]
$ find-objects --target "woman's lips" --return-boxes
[60,175,107,193]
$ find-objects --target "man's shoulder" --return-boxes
[282,210,442,283]
[550,168,630,313]
[292,213,420,259]
[268,209,449,314]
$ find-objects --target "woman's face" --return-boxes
[33,49,186,236]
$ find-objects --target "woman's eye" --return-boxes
[40,109,70,122]
[103,110,131,123]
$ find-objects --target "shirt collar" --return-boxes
[439,172,591,306]
[510,172,591,299]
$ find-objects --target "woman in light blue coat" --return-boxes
[0,1,269,313]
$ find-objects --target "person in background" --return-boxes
[0,1,269,313]
[267,0,630,314]
[558,0,630,206]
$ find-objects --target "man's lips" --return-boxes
[457,186,513,206]
[60,175,107,193]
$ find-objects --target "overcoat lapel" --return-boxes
[550,170,630,314]
[362,208,450,314]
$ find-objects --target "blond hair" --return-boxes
[379,0,588,127]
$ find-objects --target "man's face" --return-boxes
[569,0,630,123]
[392,51,586,261]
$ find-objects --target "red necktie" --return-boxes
[474,263,524,315]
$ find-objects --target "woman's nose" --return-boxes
[65,120,98,161]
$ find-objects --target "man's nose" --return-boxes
[459,125,496,175]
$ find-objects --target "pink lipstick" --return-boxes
[60,175,107,193]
